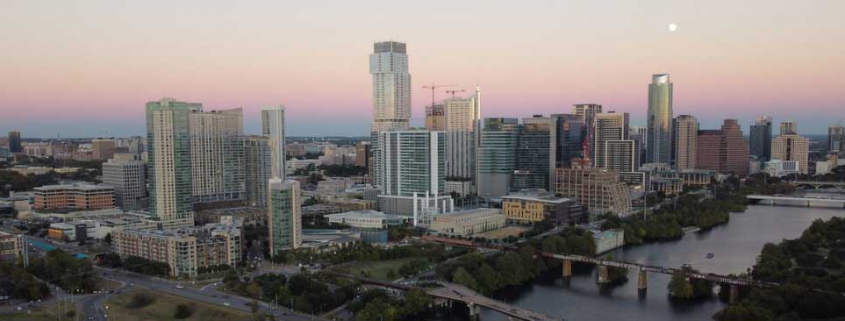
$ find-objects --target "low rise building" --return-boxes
[0,232,23,262]
[444,180,474,198]
[765,159,801,177]
[325,210,407,229]
[48,222,77,241]
[34,184,114,211]
[554,168,632,217]
[651,170,715,187]
[501,190,584,226]
[650,178,683,196]
[317,179,352,193]
[430,208,506,237]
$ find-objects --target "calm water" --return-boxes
[477,200,844,321]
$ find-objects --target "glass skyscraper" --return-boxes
[750,116,773,162]
[647,74,673,165]
[477,118,520,198]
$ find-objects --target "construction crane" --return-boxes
[422,83,455,109]
[445,89,465,99]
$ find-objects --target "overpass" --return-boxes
[747,194,845,208]
[422,235,776,303]
[328,273,560,321]
[790,180,845,190]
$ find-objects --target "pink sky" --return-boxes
[1,0,843,137]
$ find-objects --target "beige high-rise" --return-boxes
[554,168,631,217]
[772,134,809,174]
[673,115,698,170]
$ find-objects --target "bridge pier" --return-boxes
[562,259,572,278]
[729,285,739,304]
[597,265,609,284]
[637,270,648,293]
[467,303,481,320]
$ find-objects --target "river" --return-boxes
[476,196,845,321]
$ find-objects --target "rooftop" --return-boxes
[325,210,404,220]
[502,190,574,204]
[34,184,113,192]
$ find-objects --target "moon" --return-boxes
[668,23,677,32]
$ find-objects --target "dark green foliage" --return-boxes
[0,263,50,300]
[317,164,367,177]
[173,303,195,319]
[127,292,156,309]
[350,288,432,321]
[123,256,170,277]
[27,249,98,293]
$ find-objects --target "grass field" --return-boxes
[1,303,72,321]
[341,257,419,281]
[104,288,253,321]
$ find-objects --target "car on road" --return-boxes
[176,285,184,289]
[223,302,230,307]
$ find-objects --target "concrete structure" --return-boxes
[592,229,625,254]
[34,184,114,210]
[318,178,353,193]
[750,116,773,162]
[261,105,286,180]
[815,161,831,175]
[370,41,411,134]
[765,160,801,177]
[593,112,629,169]
[325,210,406,229]
[376,130,445,196]
[92,139,116,160]
[444,180,474,198]
[146,98,200,228]
[268,179,302,255]
[780,120,796,136]
[377,193,453,225]
[7,130,21,153]
[696,119,750,175]
[772,134,810,174]
[425,103,445,130]
[829,125,845,153]
[477,118,520,199]
[243,135,272,207]
[0,232,23,262]
[673,115,698,170]
[112,222,242,277]
[554,168,632,217]
[48,222,78,241]
[647,74,673,165]
[102,159,146,211]
[513,116,556,191]
[189,108,245,204]
[501,190,584,226]
[430,208,505,237]
[651,170,716,187]
[650,178,683,196]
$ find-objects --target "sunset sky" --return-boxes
[1,0,843,137]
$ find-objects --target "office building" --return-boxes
[102,159,146,211]
[696,119,750,175]
[146,98,201,228]
[268,179,302,255]
[325,210,406,229]
[190,108,245,204]
[501,190,584,226]
[829,125,845,153]
[34,184,114,210]
[0,232,23,262]
[112,222,242,277]
[355,142,372,169]
[477,118,520,199]
[750,116,773,162]
[629,126,646,169]
[647,74,673,165]
[513,116,556,191]
[780,120,797,135]
[572,104,602,126]
[243,135,273,207]
[765,159,801,177]
[772,134,810,174]
[430,208,506,237]
[594,112,630,169]
[92,139,116,160]
[376,130,445,197]
[7,130,21,153]
[673,115,698,170]
[605,140,637,173]
[554,168,632,216]
[552,114,585,168]
[261,105,286,180]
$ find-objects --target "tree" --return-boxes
[104,233,112,244]
[386,269,397,280]
[668,275,694,299]
[452,267,478,291]
[713,304,775,321]
[356,298,398,321]
[474,264,501,295]
[174,304,194,319]
[401,288,431,317]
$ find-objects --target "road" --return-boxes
[89,267,329,321]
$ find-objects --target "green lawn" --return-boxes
[341,257,419,281]
[1,303,72,321]
[104,288,253,321]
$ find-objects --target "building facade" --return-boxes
[772,134,810,174]
[189,108,245,204]
[552,114,585,169]
[370,41,411,135]
[513,116,556,191]
[430,208,506,237]
[0,232,23,262]
[780,120,796,135]
[673,115,698,170]
[829,125,845,153]
[268,179,302,255]
[477,118,520,199]
[647,74,673,165]
[243,135,272,207]
[7,130,21,153]
[34,184,114,210]
[92,139,116,160]
[102,159,146,211]
[695,119,750,175]
[501,190,584,226]
[750,116,773,162]
[376,130,445,197]
[554,168,632,216]
[261,105,286,180]
[325,210,406,229]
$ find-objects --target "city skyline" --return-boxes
[2,0,844,137]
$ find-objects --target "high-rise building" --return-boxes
[102,158,146,211]
[190,108,245,204]
[425,104,446,131]
[696,119,749,175]
[146,98,200,228]
[243,136,272,207]
[477,118,520,199]
[828,125,845,153]
[513,116,556,191]
[261,105,286,180]
[554,168,632,217]
[355,142,372,169]
[572,104,602,125]
[780,120,797,136]
[750,116,773,162]
[629,126,647,169]
[370,41,411,134]
[772,134,810,174]
[672,115,698,170]
[605,140,637,173]
[92,139,116,160]
[376,130,445,196]
[268,179,302,255]
[593,112,629,169]
[443,91,482,181]
[552,114,585,169]
[7,130,21,153]
[647,74,673,165]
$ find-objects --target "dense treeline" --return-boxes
[349,288,432,321]
[436,228,597,295]
[0,157,105,196]
[223,270,354,315]
[714,217,845,320]
[278,243,468,266]
[317,164,367,177]
[667,266,714,300]
[27,249,99,293]
[0,262,50,300]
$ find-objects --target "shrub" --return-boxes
[174,303,195,319]
[127,293,156,309]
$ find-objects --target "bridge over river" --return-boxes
[747,194,845,208]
